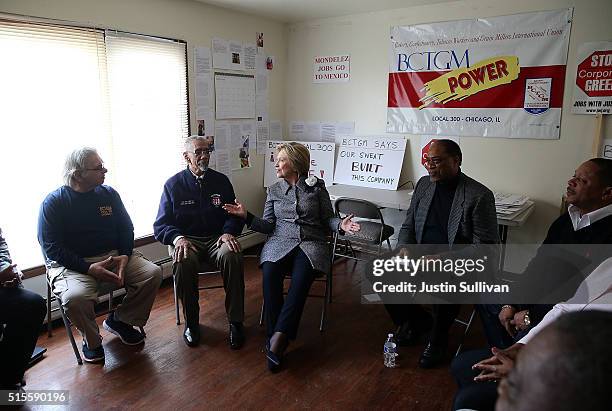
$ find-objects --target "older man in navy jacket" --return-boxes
[154,136,245,349]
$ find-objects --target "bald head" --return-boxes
[496,310,612,411]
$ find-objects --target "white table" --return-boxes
[327,184,413,210]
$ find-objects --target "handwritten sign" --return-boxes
[264,141,336,187]
[333,135,406,190]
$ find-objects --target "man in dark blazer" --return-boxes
[386,139,500,368]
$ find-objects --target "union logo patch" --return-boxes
[210,194,222,207]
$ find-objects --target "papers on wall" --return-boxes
[256,73,268,95]
[290,121,305,138]
[213,150,232,179]
[208,36,270,166]
[195,46,212,76]
[334,135,406,190]
[196,112,215,137]
[216,120,253,170]
[212,37,256,71]
[304,122,321,141]
[266,56,274,70]
[232,133,251,170]
[195,76,212,109]
[270,120,282,140]
[206,132,231,181]
[255,94,268,122]
[494,192,533,219]
[215,73,255,119]
[264,141,336,187]
[256,119,281,155]
[244,43,256,70]
[418,136,461,179]
[194,46,214,135]
[256,54,267,74]
[601,139,612,159]
[228,40,244,70]
[256,121,270,154]
[290,120,355,143]
[212,38,229,69]
[321,121,355,143]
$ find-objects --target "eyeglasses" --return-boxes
[423,156,449,166]
[189,148,213,156]
[84,164,106,171]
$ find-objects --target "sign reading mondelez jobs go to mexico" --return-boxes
[333,135,406,190]
[387,9,572,139]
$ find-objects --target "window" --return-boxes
[0,19,188,269]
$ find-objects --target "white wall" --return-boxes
[285,0,612,249]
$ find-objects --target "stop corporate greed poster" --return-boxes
[387,9,572,139]
[572,41,612,114]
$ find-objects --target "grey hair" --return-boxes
[184,135,208,153]
[63,147,98,186]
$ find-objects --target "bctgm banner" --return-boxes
[387,9,572,139]
[333,135,406,190]
[264,141,335,187]
[572,41,612,114]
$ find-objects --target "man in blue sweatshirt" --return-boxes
[154,136,245,349]
[38,148,162,363]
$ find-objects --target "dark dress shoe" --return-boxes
[418,342,447,368]
[229,322,245,350]
[183,326,200,347]
[395,323,420,346]
[264,341,282,373]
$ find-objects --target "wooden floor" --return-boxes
[22,256,486,411]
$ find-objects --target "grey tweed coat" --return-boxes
[398,172,500,262]
[249,177,341,274]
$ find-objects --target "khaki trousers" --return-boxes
[171,236,244,326]
[49,251,162,349]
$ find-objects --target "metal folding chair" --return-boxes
[257,266,332,333]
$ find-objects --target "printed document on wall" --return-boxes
[215,73,255,119]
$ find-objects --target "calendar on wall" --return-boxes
[214,72,256,119]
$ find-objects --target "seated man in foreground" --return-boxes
[0,228,46,389]
[496,310,612,411]
[38,147,162,363]
[451,255,612,411]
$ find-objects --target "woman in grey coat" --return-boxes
[224,142,359,371]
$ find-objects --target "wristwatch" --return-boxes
[523,312,531,328]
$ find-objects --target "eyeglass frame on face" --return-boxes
[423,156,452,167]
[187,148,214,156]
[84,163,107,172]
